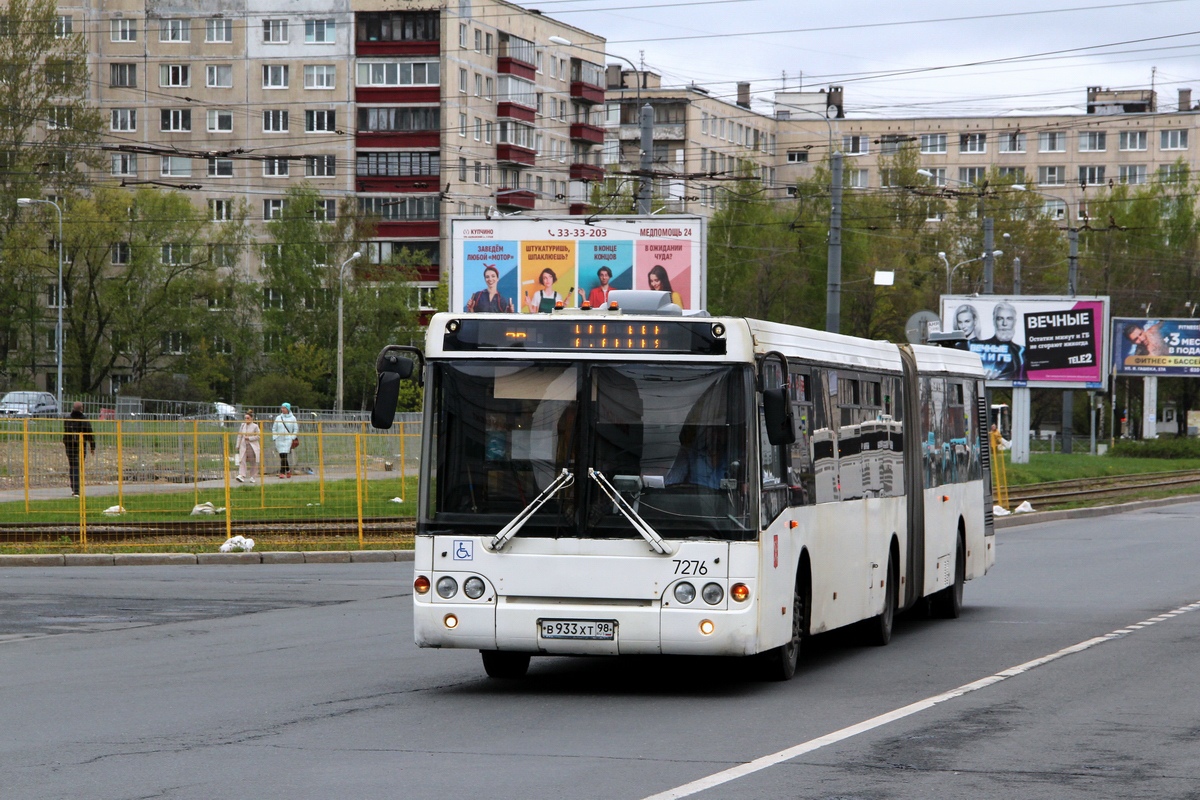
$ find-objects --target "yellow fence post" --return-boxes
[223,432,233,542]
[22,418,29,513]
[317,421,325,505]
[355,433,365,547]
[78,434,87,550]
[116,419,125,511]
[400,421,406,502]
[192,420,200,506]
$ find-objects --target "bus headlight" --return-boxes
[731,583,751,603]
[673,582,696,604]
[463,576,486,599]
[436,576,459,598]
[701,583,724,605]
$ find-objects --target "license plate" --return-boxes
[539,619,616,640]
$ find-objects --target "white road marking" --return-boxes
[641,600,1200,800]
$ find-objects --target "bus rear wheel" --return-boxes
[481,650,531,679]
[932,533,965,619]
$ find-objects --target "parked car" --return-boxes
[0,391,61,417]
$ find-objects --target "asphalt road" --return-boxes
[2,501,1199,800]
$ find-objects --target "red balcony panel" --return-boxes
[570,82,604,104]
[497,57,536,81]
[356,131,440,148]
[497,189,536,210]
[355,40,440,57]
[570,163,605,182]
[569,122,605,144]
[569,203,590,216]
[376,220,440,238]
[355,175,440,193]
[355,86,441,104]
[496,144,537,166]
[496,102,536,123]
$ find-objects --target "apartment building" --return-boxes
[776,86,1200,224]
[603,69,778,217]
[58,0,607,304]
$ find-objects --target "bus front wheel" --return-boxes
[761,574,808,681]
[481,650,531,679]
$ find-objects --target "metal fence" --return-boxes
[0,414,421,552]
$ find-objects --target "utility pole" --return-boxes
[827,151,843,333]
[1012,256,1021,295]
[637,103,653,215]
[1063,228,1079,453]
[983,217,995,294]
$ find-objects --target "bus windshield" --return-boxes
[426,361,755,541]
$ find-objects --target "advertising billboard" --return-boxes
[450,216,706,314]
[940,295,1110,388]
[1111,317,1200,376]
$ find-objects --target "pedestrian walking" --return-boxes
[235,410,261,483]
[272,402,299,478]
[62,401,95,498]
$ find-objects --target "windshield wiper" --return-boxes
[488,468,574,552]
[588,469,675,556]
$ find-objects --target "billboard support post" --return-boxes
[1063,229,1079,454]
[1012,386,1031,464]
[1143,376,1158,440]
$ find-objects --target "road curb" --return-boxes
[994,492,1200,528]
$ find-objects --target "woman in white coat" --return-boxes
[272,402,299,478]
[235,410,261,483]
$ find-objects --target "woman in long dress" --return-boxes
[235,410,260,483]
[272,402,299,478]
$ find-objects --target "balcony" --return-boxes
[356,39,439,57]
[570,163,605,182]
[496,144,536,166]
[376,220,440,238]
[569,122,605,144]
[496,189,536,210]
[570,81,604,105]
[496,102,536,123]
[569,202,590,216]
[355,176,439,193]
[497,57,535,81]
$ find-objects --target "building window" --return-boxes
[305,18,335,43]
[207,158,233,178]
[111,19,137,42]
[262,109,289,132]
[458,156,467,181]
[357,195,438,220]
[1079,165,1106,185]
[160,109,191,132]
[263,19,289,43]
[357,107,439,132]
[206,64,232,88]
[305,155,336,176]
[998,132,1026,153]
[304,65,335,89]
[209,198,233,220]
[1161,129,1188,150]
[207,110,233,132]
[922,167,947,186]
[474,28,481,52]
[842,135,869,155]
[999,166,1025,182]
[1043,199,1067,220]
[160,156,191,177]
[459,23,467,48]
[163,331,188,355]
[312,200,337,222]
[1119,164,1147,185]
[111,242,130,264]
[357,12,439,42]
[959,133,986,154]
[111,153,137,176]
[206,18,232,43]
[110,63,137,88]
[919,133,947,154]
[1159,163,1188,183]
[159,18,189,42]
[879,135,909,155]
[356,60,440,87]
[357,151,440,177]
[159,64,190,87]
[1038,165,1066,186]
[263,199,286,220]
[847,168,868,188]
[458,112,467,137]
[110,108,136,131]
[1119,130,1147,151]
[262,65,289,89]
[459,68,468,93]
[959,166,987,185]
[263,157,290,177]
[304,110,336,132]
[1078,131,1107,152]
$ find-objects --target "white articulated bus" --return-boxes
[372,305,995,680]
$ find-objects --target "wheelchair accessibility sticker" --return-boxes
[453,540,474,561]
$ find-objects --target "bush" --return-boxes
[241,374,320,410]
[1109,437,1200,459]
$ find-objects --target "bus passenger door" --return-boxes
[898,346,925,610]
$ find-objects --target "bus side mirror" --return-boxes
[763,387,796,445]
[371,346,423,430]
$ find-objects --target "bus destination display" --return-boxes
[445,318,726,355]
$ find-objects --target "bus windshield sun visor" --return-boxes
[488,468,575,552]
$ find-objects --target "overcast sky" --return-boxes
[533,0,1200,117]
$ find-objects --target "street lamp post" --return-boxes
[17,198,63,408]
[335,251,362,414]
[937,250,1002,295]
